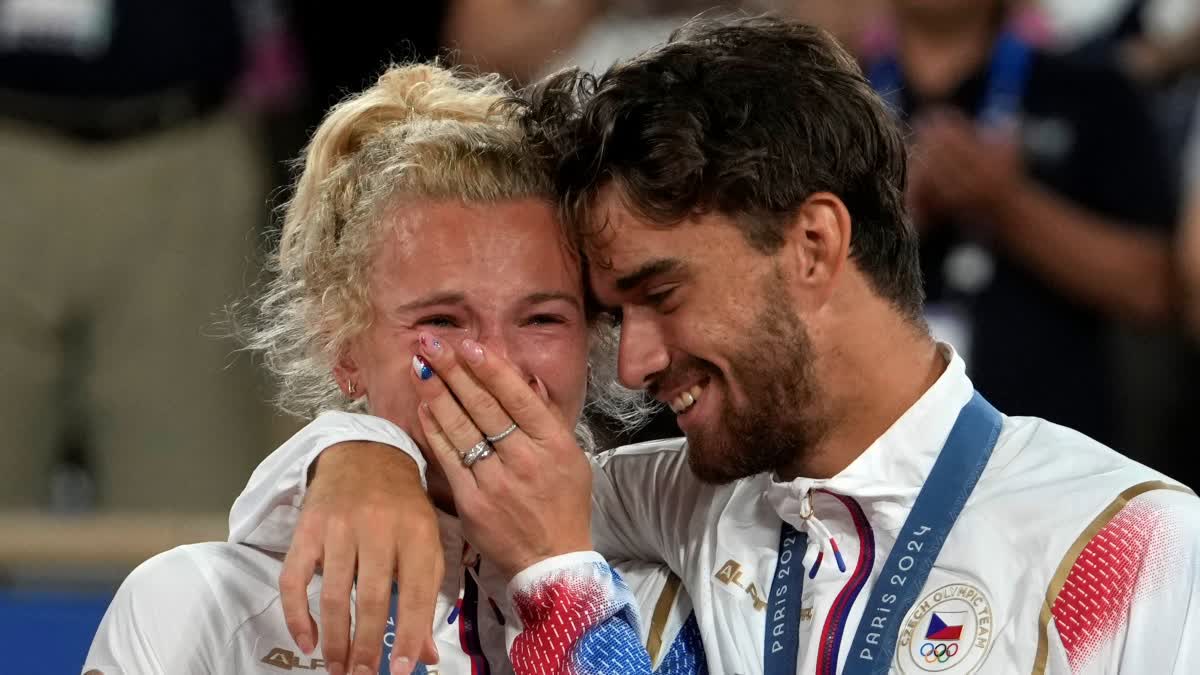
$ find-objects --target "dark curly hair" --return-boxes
[511,15,924,319]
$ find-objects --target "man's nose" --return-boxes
[616,309,670,390]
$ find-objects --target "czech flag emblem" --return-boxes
[925,611,966,641]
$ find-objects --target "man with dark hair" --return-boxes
[225,16,1200,674]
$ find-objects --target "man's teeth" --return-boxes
[670,384,705,414]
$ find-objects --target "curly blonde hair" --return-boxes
[244,64,650,448]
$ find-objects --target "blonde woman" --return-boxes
[83,64,698,675]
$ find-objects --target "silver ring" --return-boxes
[468,445,494,467]
[485,422,519,444]
[460,440,492,467]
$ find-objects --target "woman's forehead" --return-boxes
[372,199,585,303]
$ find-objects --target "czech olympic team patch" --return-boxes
[896,583,996,673]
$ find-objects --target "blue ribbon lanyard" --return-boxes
[764,525,809,675]
[868,30,1033,130]
[763,392,1003,675]
[379,584,428,675]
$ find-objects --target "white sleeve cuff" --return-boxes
[312,411,428,484]
[507,550,608,599]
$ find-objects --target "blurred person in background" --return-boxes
[1036,0,1200,485]
[1050,0,1200,191]
[0,0,274,511]
[535,1,736,81]
[1178,105,1200,338]
[529,1,894,84]
[864,0,1179,461]
[1033,0,1200,70]
[1038,0,1199,207]
[1117,4,1200,84]
[287,0,606,105]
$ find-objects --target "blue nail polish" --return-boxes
[412,355,434,380]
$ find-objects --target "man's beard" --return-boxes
[686,279,828,484]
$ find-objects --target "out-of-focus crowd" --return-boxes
[2,0,1198,516]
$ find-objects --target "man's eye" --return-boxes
[419,315,460,328]
[645,286,676,307]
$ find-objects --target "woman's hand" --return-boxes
[279,442,442,675]
[411,333,594,580]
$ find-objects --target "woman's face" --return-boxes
[338,198,590,451]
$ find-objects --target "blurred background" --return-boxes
[1,0,1198,671]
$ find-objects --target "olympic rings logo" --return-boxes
[920,642,959,664]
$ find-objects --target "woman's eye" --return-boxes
[527,314,565,326]
[419,315,460,328]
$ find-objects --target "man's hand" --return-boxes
[411,334,594,580]
[279,442,442,675]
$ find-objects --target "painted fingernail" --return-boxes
[461,339,484,364]
[295,633,313,654]
[419,332,442,353]
[412,355,434,380]
[390,657,411,675]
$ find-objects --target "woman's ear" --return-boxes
[333,348,363,399]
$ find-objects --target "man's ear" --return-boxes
[781,191,852,304]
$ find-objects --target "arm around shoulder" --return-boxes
[228,411,427,550]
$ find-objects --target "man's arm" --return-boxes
[227,412,441,675]
[228,411,427,549]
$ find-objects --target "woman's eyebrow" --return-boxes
[393,292,467,313]
[522,291,583,310]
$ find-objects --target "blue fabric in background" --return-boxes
[0,589,112,675]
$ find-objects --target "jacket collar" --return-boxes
[766,344,975,532]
